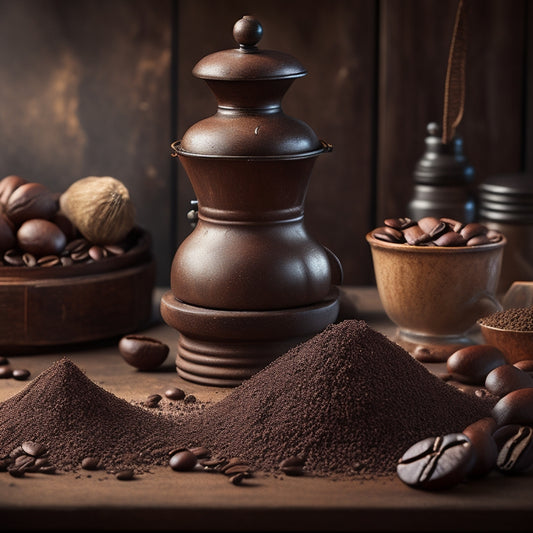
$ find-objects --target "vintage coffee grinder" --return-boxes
[160,16,342,386]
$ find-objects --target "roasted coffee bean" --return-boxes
[432,230,466,247]
[118,335,169,371]
[220,457,248,473]
[462,417,498,478]
[487,229,504,243]
[5,182,58,225]
[493,425,533,474]
[34,457,50,469]
[0,175,27,206]
[397,433,474,490]
[8,464,26,477]
[184,394,197,404]
[280,456,305,476]
[60,256,73,266]
[21,440,47,457]
[223,464,253,476]
[189,446,210,458]
[460,222,487,241]
[165,387,186,401]
[492,388,533,426]
[446,344,507,385]
[22,252,36,267]
[116,469,135,481]
[14,454,36,471]
[0,456,12,471]
[65,238,90,255]
[418,217,447,239]
[3,248,23,266]
[37,255,61,267]
[403,224,430,245]
[81,456,101,471]
[12,368,31,381]
[104,244,126,256]
[229,472,246,485]
[9,446,25,458]
[466,234,491,246]
[169,449,197,472]
[143,394,162,408]
[88,245,108,261]
[0,356,9,366]
[514,360,533,373]
[384,217,415,230]
[485,364,533,397]
[0,365,12,378]
[17,219,66,257]
[200,456,227,469]
[373,227,404,243]
[441,217,465,232]
[38,465,56,474]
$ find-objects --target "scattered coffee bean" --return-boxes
[12,368,31,381]
[494,425,533,474]
[492,388,533,426]
[21,441,47,457]
[81,457,101,471]
[485,364,533,397]
[229,472,246,485]
[0,365,12,378]
[118,335,169,371]
[143,394,162,408]
[446,344,507,385]
[184,394,197,404]
[0,356,9,366]
[462,417,498,478]
[164,387,186,401]
[279,456,305,477]
[189,446,210,458]
[514,360,533,373]
[116,469,135,481]
[169,449,197,472]
[397,433,474,490]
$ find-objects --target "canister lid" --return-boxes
[192,16,307,81]
[478,173,533,198]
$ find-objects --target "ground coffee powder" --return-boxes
[478,307,533,331]
[0,320,495,479]
[175,320,495,479]
[0,358,188,473]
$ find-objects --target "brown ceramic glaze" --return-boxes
[478,323,533,364]
[161,16,341,386]
[366,232,506,360]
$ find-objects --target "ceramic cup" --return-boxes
[366,232,506,361]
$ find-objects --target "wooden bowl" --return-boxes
[0,227,156,354]
[478,322,533,364]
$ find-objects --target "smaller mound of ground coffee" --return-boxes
[0,358,189,473]
[479,307,533,331]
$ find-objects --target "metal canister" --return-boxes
[407,122,476,223]
[478,173,533,294]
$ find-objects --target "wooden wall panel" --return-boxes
[0,0,173,285]
[175,0,377,286]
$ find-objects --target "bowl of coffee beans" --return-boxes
[478,307,533,364]
[366,216,506,362]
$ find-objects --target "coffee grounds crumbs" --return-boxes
[0,320,496,480]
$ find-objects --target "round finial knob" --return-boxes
[233,15,263,48]
[427,122,441,137]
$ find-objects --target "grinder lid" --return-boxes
[192,15,307,81]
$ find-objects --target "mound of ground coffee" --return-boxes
[0,358,188,473]
[176,320,495,479]
[479,307,533,331]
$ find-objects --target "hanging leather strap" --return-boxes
[442,0,467,144]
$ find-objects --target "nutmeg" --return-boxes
[59,176,135,245]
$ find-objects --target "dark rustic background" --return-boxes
[0,0,528,286]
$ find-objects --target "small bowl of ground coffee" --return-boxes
[478,307,533,364]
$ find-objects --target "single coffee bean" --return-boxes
[492,388,533,426]
[200,456,227,469]
[189,446,210,458]
[0,457,13,471]
[466,234,491,246]
[0,356,9,366]
[460,222,487,241]
[5,182,58,225]
[485,364,533,397]
[494,425,533,474]
[184,394,197,404]
[280,456,305,476]
[418,217,447,239]
[0,366,13,379]
[8,464,26,477]
[21,440,47,457]
[3,248,23,266]
[229,472,246,485]
[403,224,430,245]
[12,368,31,381]
[37,255,61,268]
[397,433,474,490]
[164,387,186,401]
[118,335,169,371]
[373,227,403,244]
[88,245,108,261]
[432,230,466,247]
[60,255,73,267]
[116,469,135,481]
[17,219,66,257]
[34,457,50,469]
[441,217,464,232]
[81,456,101,471]
[514,360,533,373]
[223,464,253,476]
[462,417,498,478]
[143,393,162,408]
[14,454,36,471]
[169,449,197,472]
[38,465,56,474]
[0,175,27,206]
[446,344,507,385]
[22,252,37,267]
[9,446,25,458]
[384,217,415,230]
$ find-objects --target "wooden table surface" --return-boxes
[1,287,532,532]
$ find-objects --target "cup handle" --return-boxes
[470,291,503,318]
